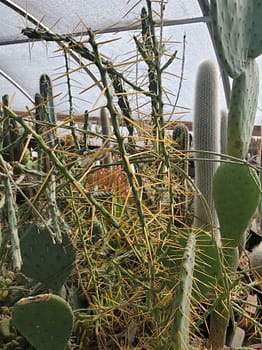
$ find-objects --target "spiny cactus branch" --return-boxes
[0,156,22,271]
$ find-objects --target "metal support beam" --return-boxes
[0,0,102,89]
[0,69,34,103]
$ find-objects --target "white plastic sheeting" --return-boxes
[0,0,261,125]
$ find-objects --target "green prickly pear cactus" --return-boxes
[213,163,260,247]
[210,0,252,78]
[248,0,262,58]
[12,293,73,350]
[19,224,75,291]
[227,60,259,159]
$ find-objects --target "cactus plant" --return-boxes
[171,232,195,350]
[172,124,189,154]
[172,124,190,224]
[19,224,75,291]
[39,73,56,124]
[210,0,252,78]
[227,60,259,159]
[248,0,262,58]
[193,59,220,238]
[12,293,73,350]
[213,163,260,248]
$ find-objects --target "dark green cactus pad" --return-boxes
[210,0,252,78]
[12,294,73,350]
[248,0,262,58]
[227,60,259,159]
[19,224,75,291]
[213,163,260,247]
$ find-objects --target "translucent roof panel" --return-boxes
[0,1,202,40]
[0,0,261,125]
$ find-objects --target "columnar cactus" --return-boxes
[172,124,189,155]
[39,73,56,124]
[193,59,220,238]
[172,124,190,224]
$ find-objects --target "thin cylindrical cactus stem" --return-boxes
[0,156,22,271]
[82,110,89,153]
[100,107,112,164]
[171,232,195,350]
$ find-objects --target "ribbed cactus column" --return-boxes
[172,124,190,225]
[193,59,221,240]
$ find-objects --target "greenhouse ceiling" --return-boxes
[0,0,262,126]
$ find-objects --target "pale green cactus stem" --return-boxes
[213,162,260,248]
[213,60,260,248]
[227,60,259,159]
[39,73,56,124]
[100,107,112,164]
[0,156,22,271]
[12,294,73,350]
[171,232,195,350]
[248,0,262,58]
[193,59,220,239]
[210,0,252,78]
[209,2,262,348]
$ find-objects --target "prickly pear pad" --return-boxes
[248,0,262,58]
[227,60,259,159]
[210,0,252,78]
[12,294,73,350]
[213,163,260,247]
[19,224,76,291]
